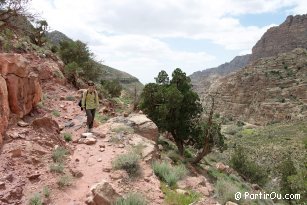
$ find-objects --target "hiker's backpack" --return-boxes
[78,90,88,110]
[78,90,97,110]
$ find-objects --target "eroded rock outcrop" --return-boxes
[209,48,307,125]
[0,75,9,145]
[0,53,65,145]
[0,54,42,118]
[251,14,307,62]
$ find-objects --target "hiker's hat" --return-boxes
[88,81,94,86]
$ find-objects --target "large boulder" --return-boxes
[0,75,9,145]
[90,181,120,205]
[32,117,60,134]
[128,114,158,142]
[0,53,42,118]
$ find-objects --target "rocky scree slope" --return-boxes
[0,53,65,145]
[190,14,307,105]
[208,48,307,125]
[190,54,251,95]
[250,14,307,62]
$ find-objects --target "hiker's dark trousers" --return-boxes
[85,109,96,129]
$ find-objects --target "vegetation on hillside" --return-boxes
[205,120,307,204]
[140,69,224,162]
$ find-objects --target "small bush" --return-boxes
[53,70,64,79]
[224,125,241,135]
[101,79,123,98]
[52,110,61,117]
[112,152,140,176]
[65,96,75,101]
[236,121,245,127]
[63,133,72,142]
[50,163,64,173]
[157,137,177,151]
[114,192,147,205]
[230,146,267,186]
[57,174,72,188]
[278,156,304,204]
[37,101,44,109]
[303,138,307,149]
[52,147,68,163]
[29,193,42,205]
[167,150,181,163]
[215,179,244,204]
[161,183,200,205]
[239,128,256,137]
[95,113,109,123]
[152,161,188,187]
[111,125,134,134]
[43,186,50,198]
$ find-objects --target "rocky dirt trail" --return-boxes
[1,71,218,205]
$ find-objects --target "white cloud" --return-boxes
[30,0,307,83]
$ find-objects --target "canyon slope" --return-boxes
[191,14,307,124]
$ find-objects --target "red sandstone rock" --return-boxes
[0,75,9,145]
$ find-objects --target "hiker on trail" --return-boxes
[81,81,99,132]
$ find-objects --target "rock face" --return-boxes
[0,53,64,145]
[128,114,159,142]
[107,114,159,142]
[32,117,60,134]
[0,54,42,118]
[0,75,9,145]
[90,181,120,205]
[250,14,307,62]
[209,48,307,125]
[190,54,251,95]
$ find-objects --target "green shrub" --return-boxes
[52,147,68,163]
[101,79,123,98]
[236,121,245,127]
[215,178,244,204]
[278,156,304,204]
[112,152,140,176]
[161,183,200,205]
[53,70,64,79]
[57,174,72,188]
[287,169,307,204]
[43,186,50,198]
[152,161,188,187]
[183,147,194,159]
[239,128,256,136]
[230,146,267,186]
[29,193,42,205]
[50,163,64,173]
[65,96,75,101]
[224,125,241,135]
[95,113,110,123]
[37,101,44,109]
[167,150,181,163]
[303,137,307,149]
[63,133,72,142]
[114,192,147,205]
[52,110,61,117]
[111,125,134,134]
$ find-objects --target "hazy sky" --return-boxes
[30,0,307,83]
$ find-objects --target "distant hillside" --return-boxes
[190,54,251,94]
[47,30,143,93]
[251,14,307,62]
[190,14,307,99]
[46,30,72,46]
[207,48,307,125]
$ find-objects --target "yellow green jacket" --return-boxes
[81,90,99,110]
